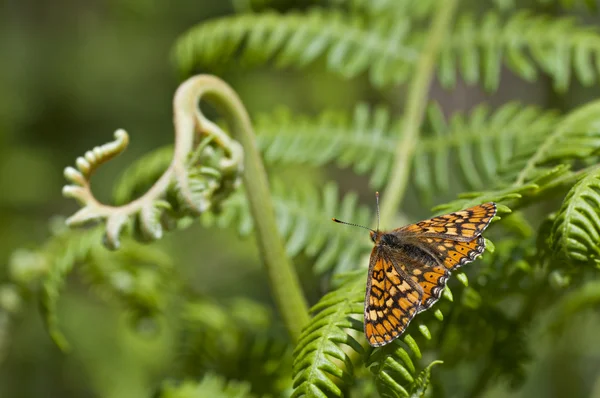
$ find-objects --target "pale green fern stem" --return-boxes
[378,0,460,223]
[174,76,309,340]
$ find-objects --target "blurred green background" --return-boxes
[1,1,600,397]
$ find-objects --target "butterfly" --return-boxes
[333,194,496,347]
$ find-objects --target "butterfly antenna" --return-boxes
[375,191,380,232]
[332,218,375,233]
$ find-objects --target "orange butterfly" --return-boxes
[333,194,496,347]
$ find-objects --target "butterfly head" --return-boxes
[370,230,381,243]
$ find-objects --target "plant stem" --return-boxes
[378,0,459,224]
[174,75,310,341]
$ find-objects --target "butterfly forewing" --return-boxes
[398,203,496,242]
[365,247,421,347]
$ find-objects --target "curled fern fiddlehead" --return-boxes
[63,79,244,250]
[62,74,310,342]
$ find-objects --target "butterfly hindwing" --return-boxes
[398,253,451,313]
[401,236,486,311]
[365,247,422,347]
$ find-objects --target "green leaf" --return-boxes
[173,9,419,87]
[551,166,600,267]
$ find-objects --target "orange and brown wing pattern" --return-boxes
[399,203,497,242]
[364,248,422,347]
[402,236,486,311]
[419,235,487,271]
[399,254,450,313]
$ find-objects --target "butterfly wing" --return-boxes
[392,249,452,313]
[391,203,495,312]
[399,203,496,242]
[363,202,496,346]
[364,246,422,347]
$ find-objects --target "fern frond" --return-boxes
[496,0,599,11]
[444,11,600,91]
[549,280,600,333]
[256,102,558,197]
[291,271,365,397]
[178,298,292,396]
[113,145,173,205]
[551,166,600,267]
[10,220,175,350]
[83,239,174,324]
[38,227,104,350]
[434,99,600,214]
[174,9,419,87]
[367,342,441,398]
[324,0,437,20]
[0,284,22,363]
[159,374,254,398]
[292,270,439,397]
[206,181,372,274]
[256,104,398,189]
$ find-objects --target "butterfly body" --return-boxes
[358,202,497,347]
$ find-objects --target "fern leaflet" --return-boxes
[551,166,600,267]
[174,9,419,87]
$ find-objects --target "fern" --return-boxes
[9,1,600,397]
[159,374,254,398]
[495,0,599,11]
[444,12,600,92]
[177,298,292,396]
[548,280,600,333]
[0,284,21,363]
[255,102,559,195]
[113,145,173,205]
[175,7,600,93]
[83,240,174,325]
[174,9,419,87]
[292,270,443,398]
[434,99,600,214]
[291,270,365,397]
[39,226,104,350]
[367,341,441,398]
[205,180,372,274]
[551,166,600,267]
[322,0,437,20]
[8,222,175,351]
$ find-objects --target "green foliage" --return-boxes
[551,167,600,267]
[291,271,365,397]
[174,8,420,87]
[7,222,175,351]
[205,181,372,274]
[6,1,600,397]
[159,374,254,398]
[175,6,600,92]
[177,298,292,396]
[255,102,560,196]
[443,12,600,92]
